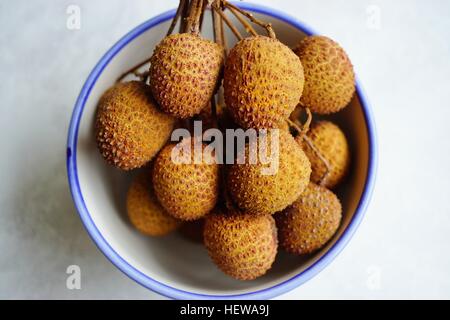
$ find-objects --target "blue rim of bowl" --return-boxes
[66,2,378,300]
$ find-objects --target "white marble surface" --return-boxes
[1,0,450,299]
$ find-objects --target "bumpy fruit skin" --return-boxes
[224,36,304,129]
[127,172,181,236]
[149,33,224,119]
[204,211,278,280]
[152,138,220,221]
[298,121,350,189]
[294,35,355,114]
[227,130,311,215]
[277,183,342,255]
[95,81,175,170]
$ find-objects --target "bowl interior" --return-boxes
[71,7,370,298]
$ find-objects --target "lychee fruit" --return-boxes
[152,138,220,221]
[149,33,224,119]
[127,171,181,236]
[227,130,311,215]
[204,210,278,280]
[95,81,175,170]
[276,183,342,255]
[297,120,350,189]
[224,36,304,129]
[294,35,355,114]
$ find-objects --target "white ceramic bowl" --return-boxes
[67,2,377,299]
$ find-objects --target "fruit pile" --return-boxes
[95,0,355,281]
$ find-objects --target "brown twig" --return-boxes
[223,1,276,38]
[180,0,191,32]
[287,119,303,135]
[286,118,331,187]
[226,5,258,36]
[192,0,205,34]
[298,108,312,140]
[185,0,204,34]
[212,3,243,40]
[184,0,198,33]
[212,6,223,48]
[167,0,187,36]
[116,57,152,83]
[220,13,228,53]
[302,135,331,187]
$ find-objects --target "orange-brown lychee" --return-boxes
[294,35,355,114]
[276,183,342,255]
[149,33,224,119]
[152,138,220,220]
[95,81,175,170]
[224,36,304,129]
[227,130,311,215]
[297,121,350,188]
[204,210,278,280]
[127,172,181,236]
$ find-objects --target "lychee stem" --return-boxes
[220,12,228,52]
[287,118,331,187]
[116,58,151,83]
[184,0,198,33]
[180,0,191,32]
[212,6,224,51]
[226,5,258,37]
[212,2,243,40]
[298,108,312,140]
[223,1,276,39]
[167,0,187,36]
[193,0,206,34]
[303,135,331,187]
[286,118,303,136]
[185,0,204,34]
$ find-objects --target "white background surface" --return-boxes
[1,0,450,299]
